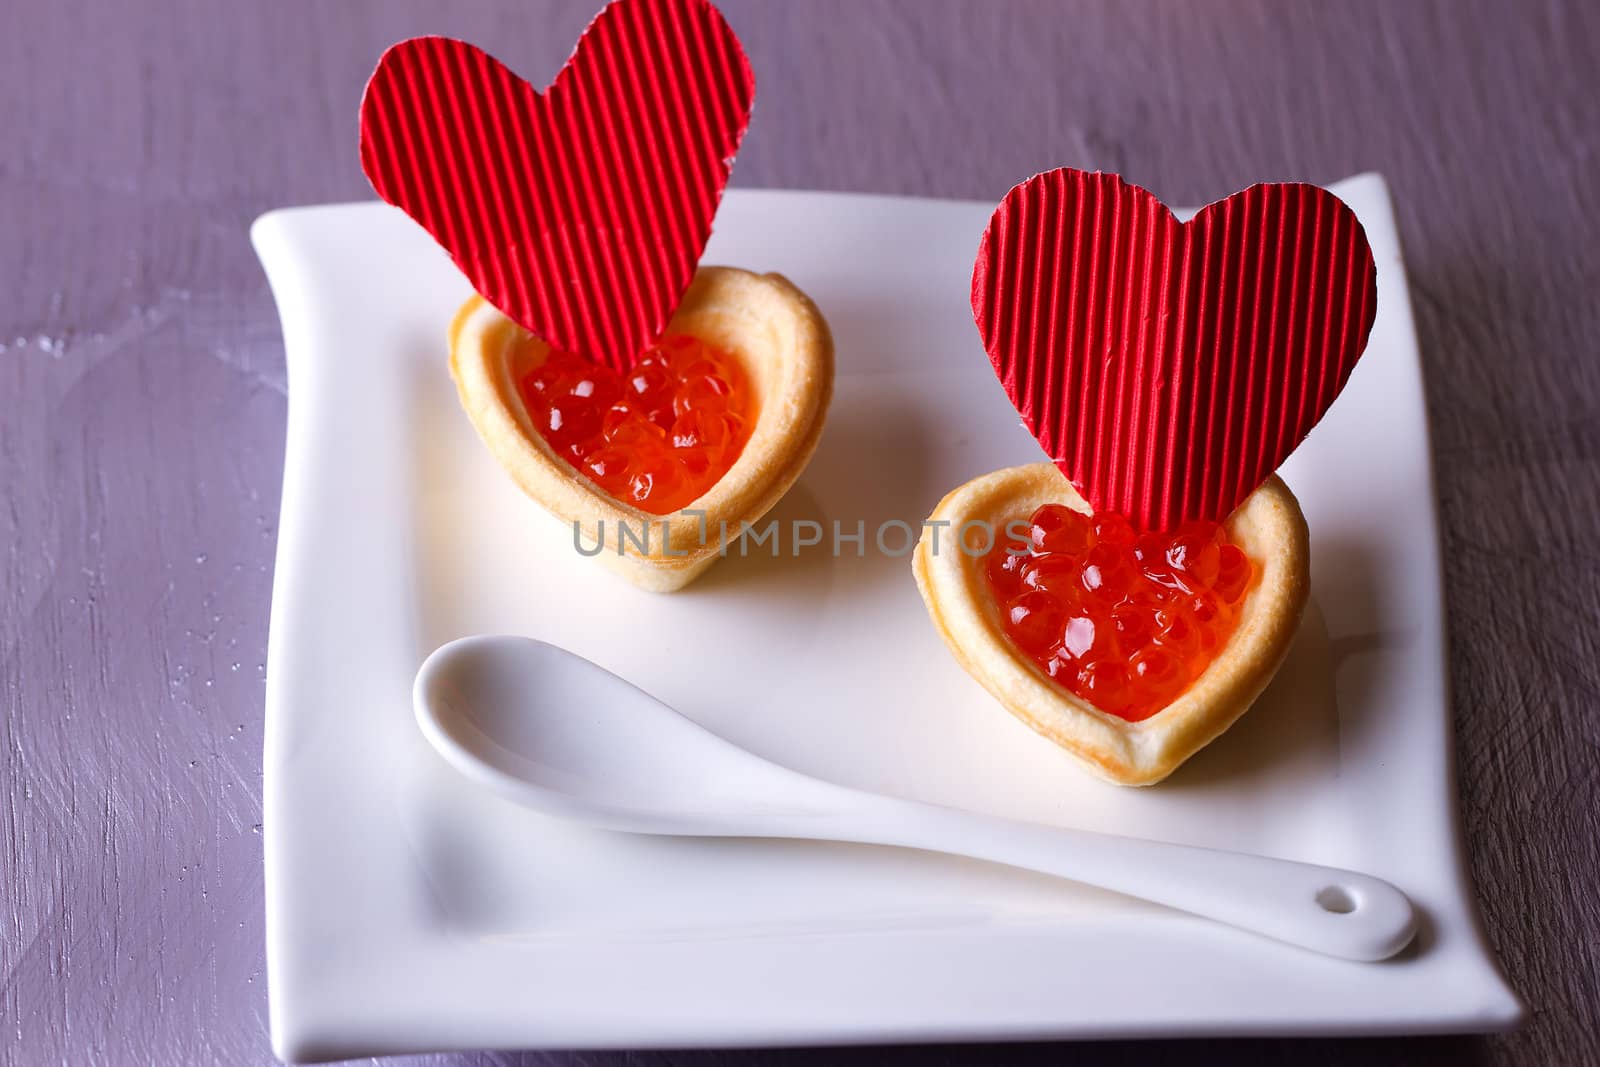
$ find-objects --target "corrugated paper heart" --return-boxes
[972,170,1377,530]
[359,0,754,372]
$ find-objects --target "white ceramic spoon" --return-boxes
[414,634,1417,961]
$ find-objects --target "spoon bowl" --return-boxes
[416,635,850,832]
[415,634,1417,961]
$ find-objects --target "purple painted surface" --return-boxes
[3,1,1597,1064]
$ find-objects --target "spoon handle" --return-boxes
[834,795,1416,961]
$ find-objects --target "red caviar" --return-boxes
[981,504,1257,722]
[516,334,756,514]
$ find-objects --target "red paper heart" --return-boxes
[972,170,1377,530]
[359,0,754,372]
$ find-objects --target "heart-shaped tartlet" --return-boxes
[917,168,1371,783]
[362,7,831,591]
[450,265,833,591]
[914,464,1308,785]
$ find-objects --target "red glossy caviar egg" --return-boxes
[515,333,756,514]
[982,504,1259,722]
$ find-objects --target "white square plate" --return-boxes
[254,176,1522,1062]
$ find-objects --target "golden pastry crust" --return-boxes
[913,464,1309,786]
[449,266,833,592]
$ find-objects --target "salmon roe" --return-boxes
[516,334,756,515]
[981,505,1258,722]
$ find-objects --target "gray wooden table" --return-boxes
[4,1,1597,1063]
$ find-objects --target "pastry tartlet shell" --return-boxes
[450,266,833,592]
[913,464,1310,785]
